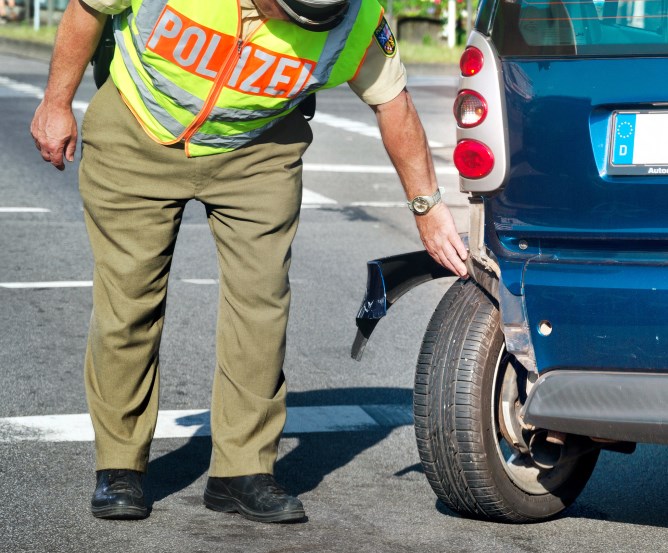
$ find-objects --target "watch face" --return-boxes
[412,197,430,213]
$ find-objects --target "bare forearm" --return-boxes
[44,0,106,108]
[373,89,469,277]
[373,89,438,199]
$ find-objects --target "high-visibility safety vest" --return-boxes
[109,0,384,157]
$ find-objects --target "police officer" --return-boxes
[30,0,468,523]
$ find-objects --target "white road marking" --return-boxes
[0,190,339,215]
[0,281,94,289]
[72,100,90,112]
[0,76,44,98]
[3,75,452,173]
[2,75,450,149]
[350,201,406,208]
[0,207,51,213]
[407,75,459,88]
[0,278,221,289]
[1,77,458,211]
[3,74,444,147]
[0,76,89,112]
[311,112,445,148]
[0,405,413,442]
[302,188,337,205]
[304,163,457,175]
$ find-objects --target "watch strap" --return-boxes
[407,188,442,214]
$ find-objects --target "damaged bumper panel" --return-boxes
[351,251,455,361]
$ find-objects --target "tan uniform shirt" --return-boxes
[83,0,406,105]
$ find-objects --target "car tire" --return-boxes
[413,278,599,523]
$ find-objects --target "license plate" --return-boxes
[608,111,668,176]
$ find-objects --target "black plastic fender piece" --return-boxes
[351,250,455,361]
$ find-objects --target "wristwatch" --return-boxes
[407,188,441,215]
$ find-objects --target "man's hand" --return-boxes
[31,102,78,171]
[414,203,469,278]
[29,0,106,171]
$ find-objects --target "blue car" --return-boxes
[353,0,668,523]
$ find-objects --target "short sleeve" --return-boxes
[348,17,407,106]
[81,0,131,15]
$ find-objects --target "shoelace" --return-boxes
[256,474,286,496]
[106,470,142,494]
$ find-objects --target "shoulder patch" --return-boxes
[373,18,397,57]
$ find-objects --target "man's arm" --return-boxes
[372,89,469,277]
[30,0,106,171]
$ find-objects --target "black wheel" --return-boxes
[413,278,599,523]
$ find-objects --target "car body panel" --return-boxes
[355,0,668,445]
[523,260,668,372]
[489,57,668,241]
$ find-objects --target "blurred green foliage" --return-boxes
[380,0,478,27]
[398,39,464,62]
[379,0,446,20]
[0,22,57,45]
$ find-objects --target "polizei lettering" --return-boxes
[147,6,314,98]
[227,45,313,98]
[647,167,668,174]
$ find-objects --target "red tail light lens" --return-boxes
[460,47,484,77]
[454,90,487,128]
[453,140,494,179]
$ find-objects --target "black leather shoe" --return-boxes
[204,474,305,523]
[91,469,149,520]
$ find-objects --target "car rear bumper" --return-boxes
[523,370,668,444]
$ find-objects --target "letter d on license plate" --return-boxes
[608,111,668,176]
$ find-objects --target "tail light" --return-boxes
[453,139,495,179]
[454,32,505,191]
[460,46,484,77]
[454,90,487,128]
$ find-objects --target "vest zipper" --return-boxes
[181,37,244,155]
[182,18,269,156]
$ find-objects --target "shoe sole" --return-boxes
[203,490,305,523]
[91,504,149,520]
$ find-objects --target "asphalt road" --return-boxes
[1,46,668,553]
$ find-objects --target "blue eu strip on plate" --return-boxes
[612,112,636,166]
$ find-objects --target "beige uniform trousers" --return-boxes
[79,80,312,476]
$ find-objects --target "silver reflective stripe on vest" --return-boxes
[114,14,189,138]
[304,0,362,91]
[208,104,289,122]
[133,0,169,50]
[120,11,207,116]
[189,116,285,149]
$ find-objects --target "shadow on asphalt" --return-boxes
[143,386,668,528]
[146,387,418,504]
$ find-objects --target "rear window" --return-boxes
[487,0,668,56]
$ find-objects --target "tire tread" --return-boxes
[413,279,596,523]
